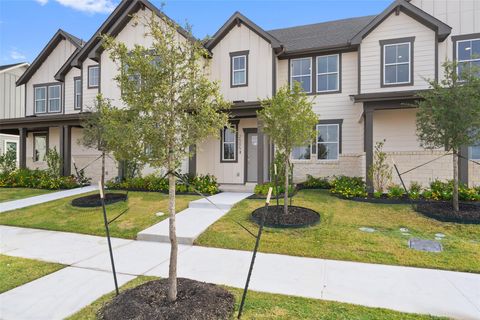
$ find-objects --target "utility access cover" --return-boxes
[409,238,443,253]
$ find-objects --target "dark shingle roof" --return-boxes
[267,15,376,53]
[0,63,27,71]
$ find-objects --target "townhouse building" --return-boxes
[0,0,478,190]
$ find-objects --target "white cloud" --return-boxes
[34,0,118,14]
[10,48,26,60]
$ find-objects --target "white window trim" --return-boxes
[34,86,47,114]
[74,78,82,109]
[316,123,340,161]
[290,57,312,93]
[383,42,411,85]
[316,54,339,93]
[232,55,247,86]
[88,65,100,88]
[456,38,480,78]
[221,127,236,162]
[4,139,18,162]
[48,84,62,113]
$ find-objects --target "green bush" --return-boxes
[387,184,405,199]
[0,150,17,175]
[106,173,219,195]
[0,169,79,190]
[330,176,367,198]
[302,175,331,189]
[254,182,294,196]
[408,181,422,200]
[421,180,479,201]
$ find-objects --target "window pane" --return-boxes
[472,40,480,58]
[34,135,47,162]
[327,125,338,142]
[223,143,235,160]
[224,128,235,143]
[6,142,17,153]
[397,63,409,83]
[458,41,472,61]
[385,65,396,83]
[471,146,480,160]
[49,85,60,99]
[233,70,245,85]
[36,100,46,113]
[397,44,409,63]
[35,87,46,99]
[299,76,311,92]
[385,45,396,64]
[327,74,338,91]
[317,125,328,143]
[317,143,338,160]
[300,58,310,75]
[49,99,60,112]
[317,74,328,91]
[317,56,328,73]
[327,55,338,72]
[292,145,311,160]
[233,56,245,70]
[89,66,99,87]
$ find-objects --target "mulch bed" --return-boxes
[99,278,234,320]
[71,193,127,208]
[415,202,480,224]
[251,205,320,228]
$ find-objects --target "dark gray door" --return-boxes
[246,132,258,182]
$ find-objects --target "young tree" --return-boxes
[368,140,392,194]
[415,61,480,211]
[102,14,229,301]
[258,82,317,215]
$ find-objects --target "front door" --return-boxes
[245,129,258,182]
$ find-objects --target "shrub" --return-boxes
[254,182,294,196]
[408,181,422,200]
[0,168,79,190]
[302,175,331,189]
[0,150,17,175]
[387,184,405,199]
[368,140,392,193]
[106,173,219,195]
[45,147,62,178]
[330,176,367,198]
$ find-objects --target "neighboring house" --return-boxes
[1,0,479,188]
[0,62,29,164]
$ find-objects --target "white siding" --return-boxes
[82,59,100,111]
[0,66,27,120]
[64,67,81,114]
[209,23,273,101]
[25,39,77,116]
[360,11,436,93]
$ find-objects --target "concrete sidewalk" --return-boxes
[0,185,98,213]
[1,225,479,319]
[137,192,252,244]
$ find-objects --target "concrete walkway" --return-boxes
[137,192,252,244]
[0,185,98,213]
[1,225,479,320]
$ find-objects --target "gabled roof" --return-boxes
[268,15,375,55]
[350,0,451,44]
[61,0,194,79]
[16,29,84,86]
[205,12,282,51]
[0,62,29,73]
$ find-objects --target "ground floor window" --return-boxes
[34,133,48,162]
[471,145,480,160]
[291,145,311,160]
[221,123,238,162]
[317,123,339,160]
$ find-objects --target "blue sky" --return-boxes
[0,0,392,66]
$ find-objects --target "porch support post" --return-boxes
[19,127,27,169]
[257,121,265,185]
[459,145,469,186]
[364,108,374,193]
[62,125,72,176]
[189,144,197,176]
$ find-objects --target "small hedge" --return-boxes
[330,176,368,198]
[254,181,295,196]
[106,173,219,195]
[0,169,80,190]
[300,175,331,189]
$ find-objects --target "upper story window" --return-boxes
[34,86,47,113]
[317,123,340,160]
[88,65,100,88]
[456,38,480,80]
[74,77,82,110]
[380,37,414,86]
[317,54,339,92]
[221,122,238,162]
[230,51,248,87]
[34,83,62,114]
[290,57,312,93]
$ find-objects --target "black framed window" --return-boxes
[34,86,47,113]
[456,38,480,80]
[220,122,238,162]
[88,65,99,88]
[230,51,248,87]
[316,121,342,161]
[34,83,62,114]
[290,57,312,93]
[48,84,61,112]
[380,37,415,87]
[74,77,82,109]
[316,54,339,92]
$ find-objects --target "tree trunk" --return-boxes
[453,152,459,212]
[167,165,178,302]
[284,157,289,215]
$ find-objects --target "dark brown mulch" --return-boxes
[251,205,320,228]
[71,193,127,208]
[415,202,480,224]
[99,278,235,320]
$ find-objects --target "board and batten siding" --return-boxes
[64,67,81,114]
[360,11,436,94]
[0,66,27,120]
[25,39,77,116]
[209,23,273,101]
[81,59,100,111]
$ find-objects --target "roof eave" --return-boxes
[278,43,357,58]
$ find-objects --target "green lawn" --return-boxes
[68,276,444,320]
[0,187,54,203]
[0,254,64,293]
[0,191,199,239]
[196,189,480,273]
